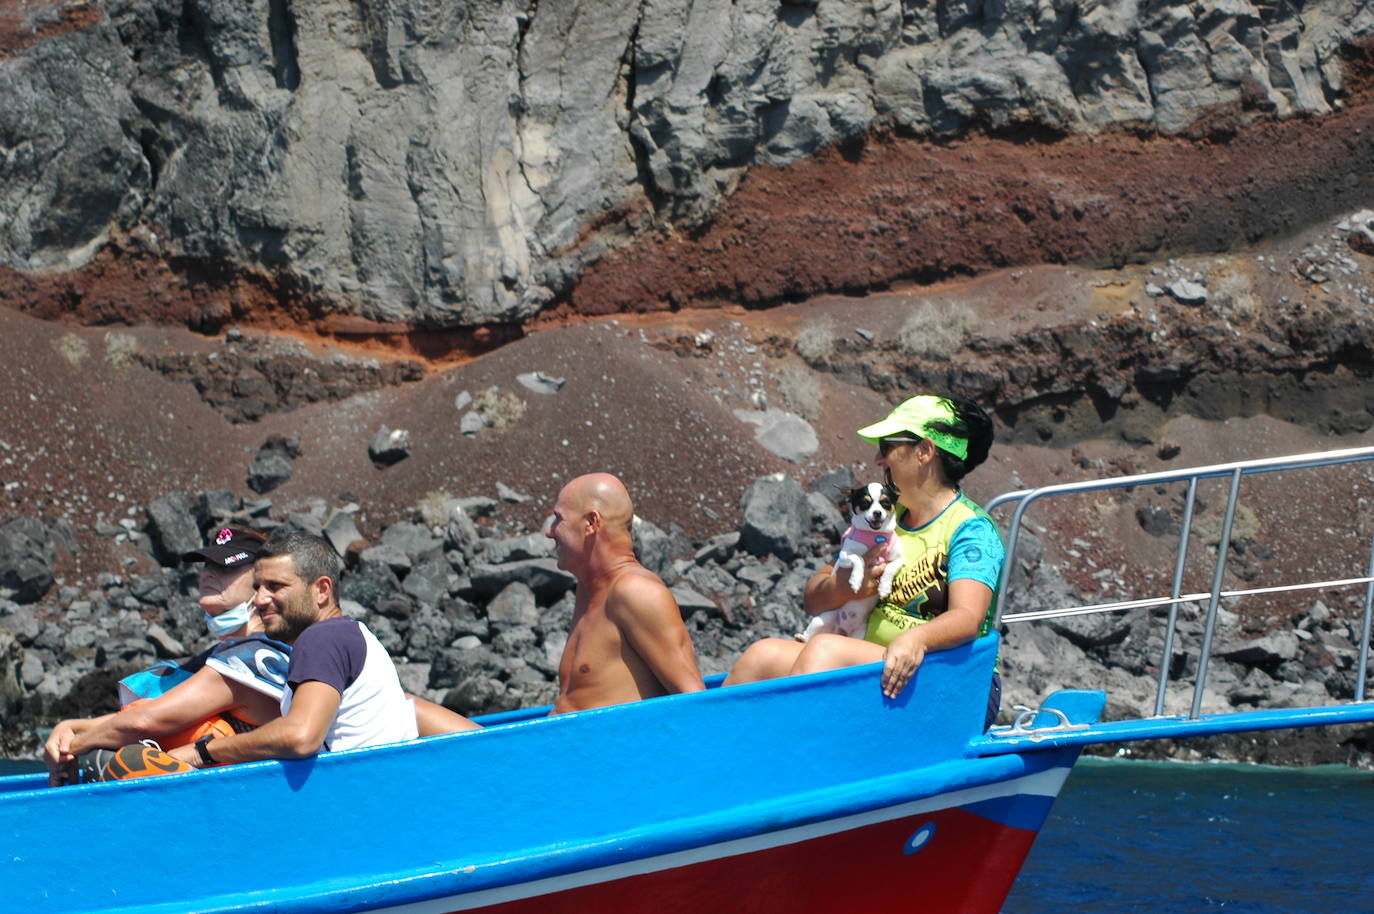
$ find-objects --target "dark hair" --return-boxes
[261,528,343,602]
[928,397,994,484]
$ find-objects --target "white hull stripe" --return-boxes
[367,765,1072,914]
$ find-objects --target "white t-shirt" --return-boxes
[280,617,417,751]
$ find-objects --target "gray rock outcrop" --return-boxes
[3,0,1369,326]
[738,473,810,560]
[734,408,819,463]
[145,492,200,563]
[246,436,302,494]
[0,518,56,603]
[0,629,24,729]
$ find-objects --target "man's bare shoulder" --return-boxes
[604,564,676,620]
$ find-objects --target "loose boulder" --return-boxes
[0,518,55,603]
[246,435,302,494]
[738,474,810,561]
[369,427,412,468]
[146,492,200,564]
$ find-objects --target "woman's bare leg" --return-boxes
[790,633,884,676]
[723,638,806,685]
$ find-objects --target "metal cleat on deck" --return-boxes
[987,704,1091,739]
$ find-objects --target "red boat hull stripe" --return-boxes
[368,766,1070,914]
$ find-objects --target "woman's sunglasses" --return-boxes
[878,436,921,457]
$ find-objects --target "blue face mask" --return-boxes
[205,600,253,638]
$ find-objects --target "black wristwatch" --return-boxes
[194,734,216,766]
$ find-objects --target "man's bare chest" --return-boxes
[560,608,624,677]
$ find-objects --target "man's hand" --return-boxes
[183,680,341,765]
[44,719,83,786]
[44,720,76,765]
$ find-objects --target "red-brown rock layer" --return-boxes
[571,99,1374,314]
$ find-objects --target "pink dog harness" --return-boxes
[840,525,892,558]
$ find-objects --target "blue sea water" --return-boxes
[1,759,42,773]
[1004,757,1374,914]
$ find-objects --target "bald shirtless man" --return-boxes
[545,472,705,712]
[413,473,703,734]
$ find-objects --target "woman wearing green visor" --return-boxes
[725,395,1005,728]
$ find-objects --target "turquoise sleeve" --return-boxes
[947,517,1005,591]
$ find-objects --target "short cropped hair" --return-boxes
[261,528,343,602]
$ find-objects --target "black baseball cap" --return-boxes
[182,528,267,568]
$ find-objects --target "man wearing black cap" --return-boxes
[165,528,417,769]
[43,528,293,786]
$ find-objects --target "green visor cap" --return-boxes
[856,395,969,460]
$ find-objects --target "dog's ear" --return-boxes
[836,485,860,511]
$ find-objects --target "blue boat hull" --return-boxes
[4,634,1093,914]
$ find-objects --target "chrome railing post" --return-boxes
[1190,467,1243,720]
[991,491,1040,629]
[1154,477,1198,718]
[1357,523,1374,702]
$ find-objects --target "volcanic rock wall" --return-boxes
[5,1,1374,767]
[3,0,1372,328]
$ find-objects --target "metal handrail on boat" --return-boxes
[985,445,1374,718]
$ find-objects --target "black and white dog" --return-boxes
[798,482,903,642]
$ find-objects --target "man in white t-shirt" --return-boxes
[169,529,416,769]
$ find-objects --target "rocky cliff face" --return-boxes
[3,0,1372,329]
[4,0,1374,767]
